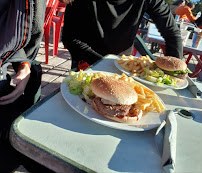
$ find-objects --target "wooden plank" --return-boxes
[41,71,69,99]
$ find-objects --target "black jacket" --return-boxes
[62,0,183,64]
[0,0,46,67]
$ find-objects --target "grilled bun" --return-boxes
[91,76,138,105]
[92,100,142,123]
[155,56,187,71]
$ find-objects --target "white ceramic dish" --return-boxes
[114,58,189,90]
[61,71,167,131]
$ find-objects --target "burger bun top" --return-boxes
[91,76,138,105]
[155,56,187,71]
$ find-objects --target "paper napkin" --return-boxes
[155,110,177,173]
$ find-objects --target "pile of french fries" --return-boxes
[112,73,165,113]
[116,54,155,77]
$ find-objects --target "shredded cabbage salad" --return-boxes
[143,68,178,87]
[63,70,98,97]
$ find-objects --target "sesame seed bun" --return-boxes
[91,76,138,105]
[155,56,187,71]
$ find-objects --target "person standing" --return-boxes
[60,0,183,70]
[170,0,186,15]
[0,0,54,172]
[175,1,197,22]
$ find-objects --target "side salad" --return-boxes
[63,70,110,102]
[144,68,178,87]
[63,70,95,96]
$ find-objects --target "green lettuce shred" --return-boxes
[63,70,95,96]
[144,68,178,87]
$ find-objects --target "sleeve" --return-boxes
[63,39,103,65]
[12,0,46,70]
[61,4,103,65]
[146,0,183,59]
[185,8,197,22]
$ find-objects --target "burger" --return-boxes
[155,56,192,81]
[91,76,142,123]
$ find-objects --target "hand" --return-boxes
[59,0,74,4]
[0,63,31,105]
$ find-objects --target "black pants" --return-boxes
[0,62,42,138]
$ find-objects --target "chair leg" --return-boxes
[159,44,166,55]
[185,53,193,65]
[188,55,202,78]
[44,33,50,64]
[132,47,137,56]
[53,22,62,57]
[189,68,201,78]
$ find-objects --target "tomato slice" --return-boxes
[117,115,125,119]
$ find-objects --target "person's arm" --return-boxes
[61,3,103,66]
[147,0,183,59]
[185,8,197,22]
[64,39,103,64]
[0,0,46,104]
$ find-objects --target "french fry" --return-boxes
[137,94,145,99]
[138,99,153,104]
[145,106,156,112]
[120,64,130,71]
[139,87,145,97]
[116,54,155,77]
[155,97,165,111]
[110,72,165,114]
[140,103,152,111]
[153,100,162,113]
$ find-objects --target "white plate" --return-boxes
[114,58,188,90]
[61,71,167,131]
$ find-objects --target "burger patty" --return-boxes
[164,71,188,80]
[93,97,131,117]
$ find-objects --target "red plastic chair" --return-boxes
[51,3,66,59]
[184,52,202,78]
[44,0,66,64]
[132,30,141,56]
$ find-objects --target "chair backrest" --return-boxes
[54,2,66,18]
[44,0,59,29]
[134,34,156,60]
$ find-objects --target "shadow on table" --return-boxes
[191,110,202,123]
[23,94,163,173]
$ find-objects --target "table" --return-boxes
[10,55,202,173]
[147,23,202,78]
[176,21,198,31]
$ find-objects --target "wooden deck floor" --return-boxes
[36,41,72,99]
